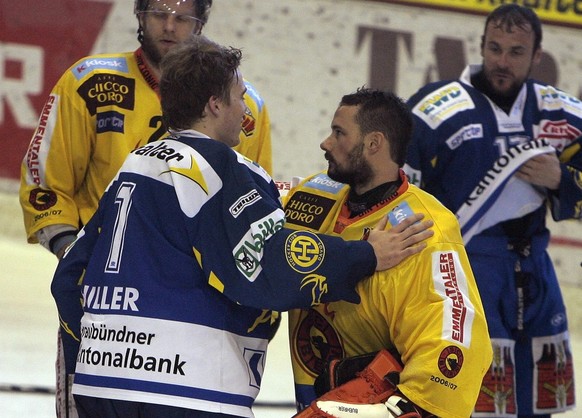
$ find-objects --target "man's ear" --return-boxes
[365,131,384,153]
[208,95,221,117]
[532,46,543,66]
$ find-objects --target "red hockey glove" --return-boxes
[294,349,403,418]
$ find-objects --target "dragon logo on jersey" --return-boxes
[285,231,325,273]
[438,345,464,378]
[293,309,344,377]
[29,188,57,211]
[300,274,328,306]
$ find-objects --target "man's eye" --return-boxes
[176,15,191,23]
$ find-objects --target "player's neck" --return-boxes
[137,47,162,80]
[347,177,401,218]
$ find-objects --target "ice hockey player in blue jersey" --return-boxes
[405,5,582,417]
[51,35,433,418]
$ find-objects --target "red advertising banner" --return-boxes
[0,0,112,179]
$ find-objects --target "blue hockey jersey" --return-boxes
[405,64,582,248]
[51,130,377,417]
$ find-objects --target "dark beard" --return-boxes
[140,33,163,67]
[327,143,373,188]
[472,70,520,113]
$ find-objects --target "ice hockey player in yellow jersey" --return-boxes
[285,88,492,418]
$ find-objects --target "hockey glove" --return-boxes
[306,393,430,417]
[294,349,403,418]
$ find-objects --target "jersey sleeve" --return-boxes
[404,81,485,213]
[50,187,108,374]
[370,239,491,418]
[192,150,376,312]
[20,61,94,244]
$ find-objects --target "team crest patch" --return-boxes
[241,109,256,137]
[438,345,464,378]
[294,309,343,377]
[29,188,57,211]
[285,231,325,273]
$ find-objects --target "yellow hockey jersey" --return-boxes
[20,48,271,244]
[285,171,492,418]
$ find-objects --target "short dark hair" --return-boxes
[340,88,412,167]
[160,35,242,131]
[482,4,542,52]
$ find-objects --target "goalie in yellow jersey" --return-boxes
[284,88,492,418]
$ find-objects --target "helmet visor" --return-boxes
[135,1,204,32]
[136,0,194,13]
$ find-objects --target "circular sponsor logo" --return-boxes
[551,312,566,327]
[438,345,464,379]
[29,188,57,211]
[294,309,343,377]
[285,231,325,273]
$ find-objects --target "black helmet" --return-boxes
[133,0,147,13]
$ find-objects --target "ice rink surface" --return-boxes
[1,189,580,418]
